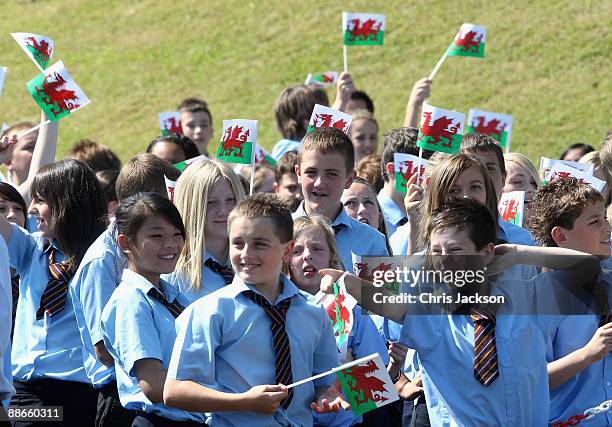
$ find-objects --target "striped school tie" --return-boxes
[471,308,499,386]
[11,274,19,334]
[244,290,293,409]
[147,287,185,319]
[204,259,235,286]
[35,245,75,320]
[591,281,611,327]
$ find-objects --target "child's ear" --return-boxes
[282,240,294,263]
[551,226,568,246]
[480,242,496,266]
[385,162,394,179]
[295,164,302,181]
[117,234,132,254]
[344,169,357,189]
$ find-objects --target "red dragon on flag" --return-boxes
[34,72,81,116]
[25,37,52,65]
[163,117,182,134]
[472,116,506,141]
[453,30,482,54]
[220,125,249,157]
[500,198,518,223]
[398,161,425,189]
[343,360,390,405]
[325,291,352,337]
[419,112,460,147]
[346,18,382,43]
[314,113,349,131]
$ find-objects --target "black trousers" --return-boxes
[9,379,97,427]
[409,395,431,427]
[131,411,206,427]
[95,380,135,427]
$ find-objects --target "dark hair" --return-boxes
[96,170,119,205]
[116,153,181,202]
[428,198,496,250]
[350,90,374,114]
[177,97,213,127]
[528,177,603,247]
[356,154,384,193]
[381,127,430,182]
[146,134,201,161]
[0,182,27,227]
[306,86,330,107]
[461,133,506,177]
[30,159,108,269]
[274,85,318,140]
[229,193,293,243]
[275,151,298,183]
[559,143,595,161]
[68,139,121,172]
[300,127,355,173]
[115,192,185,244]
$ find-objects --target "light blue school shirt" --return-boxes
[70,224,125,388]
[293,203,389,272]
[313,305,389,427]
[399,274,565,427]
[377,191,407,237]
[271,139,301,161]
[168,274,340,427]
[0,238,14,403]
[547,269,612,426]
[7,223,89,383]
[101,269,204,423]
[162,250,228,306]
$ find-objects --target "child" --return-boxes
[502,152,540,225]
[528,178,612,425]
[0,237,13,420]
[294,127,389,271]
[287,215,391,427]
[101,193,205,426]
[0,121,37,186]
[273,151,302,211]
[96,169,120,219]
[346,89,374,115]
[0,159,108,426]
[321,198,599,426]
[355,154,384,194]
[560,142,594,162]
[349,109,378,165]
[163,193,348,426]
[146,134,200,165]
[177,97,213,156]
[68,139,121,172]
[163,159,245,305]
[271,85,318,161]
[70,154,181,427]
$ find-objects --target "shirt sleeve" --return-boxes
[7,223,38,275]
[312,305,341,388]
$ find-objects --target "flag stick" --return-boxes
[287,353,379,389]
[343,45,348,73]
[428,51,448,81]
[416,147,423,186]
[16,119,51,139]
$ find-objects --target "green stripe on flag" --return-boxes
[467,126,508,148]
[216,141,253,164]
[416,134,462,154]
[27,73,71,122]
[26,46,50,69]
[447,42,484,58]
[343,30,384,46]
[264,155,277,166]
[394,172,409,194]
[336,369,378,415]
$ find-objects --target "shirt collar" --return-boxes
[377,191,406,226]
[122,269,180,303]
[228,273,306,305]
[294,201,352,229]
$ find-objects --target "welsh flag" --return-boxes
[417,103,464,154]
[11,32,54,71]
[305,71,339,87]
[467,109,513,149]
[164,175,177,203]
[174,154,207,172]
[0,67,6,97]
[545,162,606,192]
[540,157,594,178]
[159,112,183,135]
[342,13,386,46]
[216,119,257,165]
[352,253,401,295]
[394,153,428,194]
[498,191,524,227]
[254,145,277,167]
[336,353,399,415]
[447,24,486,58]
[26,61,91,122]
[307,104,352,134]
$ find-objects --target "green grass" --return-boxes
[1,0,610,164]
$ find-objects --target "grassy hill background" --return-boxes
[0,0,610,163]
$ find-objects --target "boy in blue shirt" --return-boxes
[164,193,348,426]
[0,238,14,418]
[293,127,388,270]
[528,177,612,426]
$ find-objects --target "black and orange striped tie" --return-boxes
[205,259,235,286]
[471,308,499,386]
[36,246,74,320]
[147,288,185,319]
[244,290,293,409]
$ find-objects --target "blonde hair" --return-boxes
[503,152,541,188]
[284,215,343,277]
[580,150,612,188]
[174,159,246,291]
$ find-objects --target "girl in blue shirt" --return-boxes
[0,159,108,427]
[101,192,205,426]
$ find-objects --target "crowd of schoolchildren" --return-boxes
[0,72,611,427]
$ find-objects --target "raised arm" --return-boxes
[331,72,355,113]
[403,78,432,128]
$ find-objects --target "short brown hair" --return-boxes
[177,97,213,126]
[356,154,384,193]
[115,153,181,202]
[461,133,506,177]
[299,127,354,173]
[381,127,426,182]
[274,85,318,140]
[275,151,298,183]
[2,121,38,139]
[528,177,603,247]
[228,193,293,243]
[68,139,121,172]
